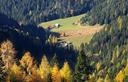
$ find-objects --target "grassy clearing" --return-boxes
[39,14,85,32]
[39,14,103,47]
[60,34,93,48]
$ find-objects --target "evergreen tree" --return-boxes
[50,54,58,67]
[73,45,89,82]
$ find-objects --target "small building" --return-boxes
[54,23,60,28]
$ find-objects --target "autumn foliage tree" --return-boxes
[51,64,61,82]
[115,70,125,82]
[38,55,51,81]
[20,52,34,74]
[9,63,24,81]
[0,40,16,81]
[60,61,72,82]
[0,54,7,81]
[0,40,16,69]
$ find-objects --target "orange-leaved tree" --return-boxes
[20,52,34,74]
[0,40,16,69]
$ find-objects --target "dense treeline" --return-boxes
[0,40,72,82]
[74,16,128,81]
[81,0,128,25]
[0,0,99,25]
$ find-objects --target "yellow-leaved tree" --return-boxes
[97,77,103,82]
[10,63,24,81]
[51,64,61,82]
[0,40,16,69]
[60,61,72,82]
[104,74,111,82]
[111,45,119,64]
[115,69,125,82]
[117,16,123,30]
[96,62,101,71]
[20,52,34,75]
[38,55,51,82]
[20,52,42,82]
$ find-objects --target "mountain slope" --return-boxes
[74,15,128,81]
[81,0,128,25]
[0,0,101,25]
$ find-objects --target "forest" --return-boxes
[0,0,128,82]
[81,0,128,25]
[0,0,97,25]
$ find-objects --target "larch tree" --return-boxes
[111,46,119,64]
[104,74,111,82]
[9,63,24,81]
[115,69,125,82]
[38,55,51,81]
[97,77,103,82]
[51,64,61,82]
[0,53,7,81]
[20,52,34,75]
[117,16,123,30]
[96,62,101,71]
[60,61,72,82]
[0,40,16,69]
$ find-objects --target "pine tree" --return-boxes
[38,55,51,81]
[73,47,89,82]
[50,54,58,67]
[60,61,72,82]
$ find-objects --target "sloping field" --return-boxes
[39,14,104,47]
[39,14,85,32]
[60,25,104,47]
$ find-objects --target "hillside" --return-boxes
[81,0,128,25]
[0,0,98,25]
[1,0,128,82]
[74,16,128,82]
